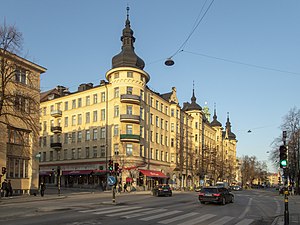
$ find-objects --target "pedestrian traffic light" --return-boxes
[114,163,119,173]
[1,167,6,175]
[279,145,288,168]
[108,160,113,172]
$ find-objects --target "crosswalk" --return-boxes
[79,206,255,225]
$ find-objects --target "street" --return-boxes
[0,188,299,225]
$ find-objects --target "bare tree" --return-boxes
[0,22,41,161]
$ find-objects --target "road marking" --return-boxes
[158,212,199,224]
[239,198,252,219]
[122,208,168,219]
[139,210,182,221]
[106,207,154,217]
[79,206,127,213]
[274,197,281,214]
[93,206,141,215]
[176,214,216,225]
[207,216,234,225]
[235,218,254,225]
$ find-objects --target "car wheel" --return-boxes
[200,201,205,204]
[230,196,234,203]
[221,197,226,205]
[169,193,172,197]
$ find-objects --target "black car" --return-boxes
[152,184,172,197]
[198,186,234,205]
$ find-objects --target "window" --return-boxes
[114,125,119,136]
[195,122,198,129]
[71,149,75,159]
[7,127,30,146]
[140,107,144,120]
[114,87,119,98]
[150,97,153,107]
[77,131,82,143]
[171,109,175,117]
[50,120,54,128]
[161,103,163,112]
[72,115,76,126]
[101,92,105,102]
[114,72,119,79]
[127,105,133,115]
[171,123,174,132]
[50,105,54,112]
[140,90,144,101]
[71,132,76,143]
[195,134,198,142]
[64,149,68,160]
[7,157,29,178]
[165,136,168,146]
[101,109,105,120]
[100,127,106,139]
[72,99,76,109]
[126,144,133,155]
[85,130,90,141]
[64,133,68,144]
[127,86,133,94]
[150,114,153,125]
[14,95,31,113]
[43,107,47,115]
[155,116,159,127]
[126,124,133,134]
[86,96,90,106]
[150,131,153,142]
[114,144,119,155]
[93,110,97,122]
[15,67,27,84]
[86,112,90,123]
[156,100,159,109]
[161,135,163,145]
[78,148,82,159]
[127,71,133,78]
[100,146,105,157]
[160,151,163,161]
[64,117,68,127]
[114,105,119,117]
[171,138,174,147]
[156,149,159,160]
[57,150,61,161]
[156,133,158,143]
[42,152,46,162]
[161,119,163,129]
[140,145,143,157]
[85,147,90,158]
[150,148,153,159]
[93,146,97,158]
[93,94,98,104]
[78,98,82,107]
[50,135,53,144]
[165,106,168,115]
[92,128,98,140]
[171,153,175,163]
[77,114,82,125]
[64,101,68,111]
[165,121,168,131]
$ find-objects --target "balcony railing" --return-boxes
[50,142,62,150]
[120,94,140,104]
[120,114,140,123]
[50,110,62,117]
[51,126,62,133]
[120,134,140,142]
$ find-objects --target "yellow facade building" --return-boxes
[0,49,46,194]
[39,12,237,191]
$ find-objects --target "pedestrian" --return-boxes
[1,179,9,197]
[7,180,13,196]
[40,182,46,197]
[123,183,127,192]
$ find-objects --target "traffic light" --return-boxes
[1,167,6,175]
[114,163,119,172]
[279,145,288,168]
[108,160,114,172]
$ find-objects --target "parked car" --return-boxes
[152,184,172,197]
[198,186,234,205]
[194,186,202,192]
[230,185,243,191]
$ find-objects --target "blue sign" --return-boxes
[107,176,116,186]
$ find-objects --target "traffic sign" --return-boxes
[107,176,116,186]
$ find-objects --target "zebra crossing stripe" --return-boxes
[234,218,254,225]
[93,206,142,215]
[176,214,216,225]
[207,216,234,225]
[106,208,154,217]
[121,208,168,219]
[158,212,200,224]
[79,206,128,213]
[139,210,182,221]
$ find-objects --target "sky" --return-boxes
[2,0,300,172]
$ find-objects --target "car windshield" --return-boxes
[201,188,218,193]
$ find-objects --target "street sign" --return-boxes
[107,176,116,186]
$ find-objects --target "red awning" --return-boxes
[139,169,168,178]
[62,170,93,175]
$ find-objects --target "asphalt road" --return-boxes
[0,188,299,225]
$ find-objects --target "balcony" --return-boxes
[120,134,140,143]
[50,142,62,150]
[51,126,62,134]
[50,110,62,118]
[120,94,140,104]
[120,114,140,124]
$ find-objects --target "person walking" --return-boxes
[40,182,46,197]
[7,180,13,196]
[1,179,9,197]
[123,183,127,192]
